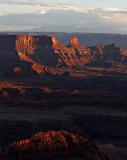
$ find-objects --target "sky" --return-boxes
[0,0,127,33]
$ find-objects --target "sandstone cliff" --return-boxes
[15,35,48,75]
[0,34,127,77]
[53,36,95,70]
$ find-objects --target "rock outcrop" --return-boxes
[120,49,127,62]
[15,35,48,75]
[70,36,80,47]
[0,131,108,160]
[53,36,95,70]
[90,43,124,67]
[1,34,127,77]
[0,35,58,77]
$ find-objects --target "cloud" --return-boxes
[0,2,127,33]
[39,10,46,15]
[0,2,86,15]
[0,1,127,16]
[0,12,8,16]
[100,15,112,20]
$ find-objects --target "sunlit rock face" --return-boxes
[0,34,59,76]
[120,49,127,62]
[0,131,108,160]
[15,35,49,75]
[52,36,58,45]
[16,35,58,67]
[31,63,47,74]
[52,35,64,51]
[70,36,80,47]
[53,36,95,70]
[16,35,38,57]
[1,34,127,77]
[14,35,127,70]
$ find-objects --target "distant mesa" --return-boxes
[0,131,108,160]
[0,34,127,77]
[13,35,127,73]
[12,34,127,73]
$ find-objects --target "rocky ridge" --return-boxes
[0,34,127,77]
[52,36,95,70]
[0,131,108,160]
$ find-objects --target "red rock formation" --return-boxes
[14,34,127,74]
[17,52,35,63]
[120,49,127,57]
[1,34,127,77]
[0,131,108,160]
[120,49,127,62]
[52,35,64,50]
[15,35,47,74]
[15,35,37,63]
[70,36,80,47]
[53,36,95,70]
[52,36,58,45]
[31,63,47,74]
[16,35,38,56]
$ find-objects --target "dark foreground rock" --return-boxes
[0,131,108,160]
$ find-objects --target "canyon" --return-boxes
[0,34,127,77]
[1,34,127,159]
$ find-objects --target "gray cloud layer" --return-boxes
[0,1,127,33]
